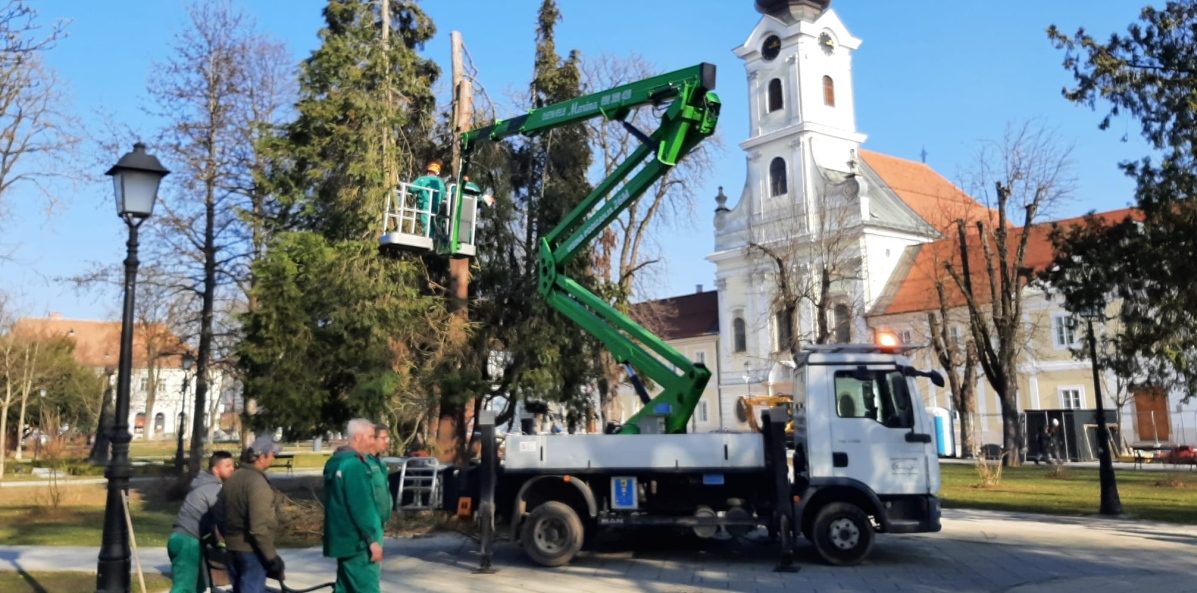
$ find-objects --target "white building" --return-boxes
[14,315,242,442]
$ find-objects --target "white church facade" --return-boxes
[619,0,1196,452]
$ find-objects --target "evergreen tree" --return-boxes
[1045,3,1197,399]
[439,0,605,442]
[238,0,448,439]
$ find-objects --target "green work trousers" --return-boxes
[334,550,381,593]
[168,531,203,593]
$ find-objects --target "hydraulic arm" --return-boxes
[457,63,721,434]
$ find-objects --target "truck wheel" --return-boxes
[521,501,584,567]
[810,502,874,566]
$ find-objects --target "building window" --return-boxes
[1060,387,1083,409]
[822,75,835,107]
[775,309,794,352]
[900,329,913,345]
[1052,314,1079,349]
[694,350,706,365]
[134,412,146,434]
[733,317,747,353]
[769,157,787,197]
[949,326,961,346]
[767,78,783,112]
[833,303,851,343]
[698,401,709,423]
[153,413,165,434]
[139,377,148,391]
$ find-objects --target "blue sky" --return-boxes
[0,0,1153,321]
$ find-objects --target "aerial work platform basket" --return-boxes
[379,181,482,257]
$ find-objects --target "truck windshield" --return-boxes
[833,369,915,429]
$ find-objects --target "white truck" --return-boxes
[422,338,945,570]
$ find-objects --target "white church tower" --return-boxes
[708,0,940,428]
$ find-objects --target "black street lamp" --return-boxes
[96,142,169,593]
[175,353,194,477]
[1070,255,1123,516]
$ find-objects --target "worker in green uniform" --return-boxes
[410,161,446,236]
[323,419,384,593]
[370,424,394,522]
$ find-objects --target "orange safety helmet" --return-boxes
[426,162,442,175]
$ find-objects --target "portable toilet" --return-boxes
[926,406,954,457]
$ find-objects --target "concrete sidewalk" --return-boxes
[3,509,1196,592]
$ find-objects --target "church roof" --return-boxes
[629,290,720,341]
[859,150,995,235]
[869,208,1138,317]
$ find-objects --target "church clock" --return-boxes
[761,34,781,61]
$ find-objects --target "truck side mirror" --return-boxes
[929,371,945,388]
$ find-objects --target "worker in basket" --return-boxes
[410,161,446,236]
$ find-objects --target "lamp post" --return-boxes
[96,142,169,593]
[1069,254,1122,516]
[175,353,193,477]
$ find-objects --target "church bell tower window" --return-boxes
[822,75,836,107]
[767,78,784,113]
[769,157,788,197]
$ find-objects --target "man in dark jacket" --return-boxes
[169,451,234,593]
[323,419,383,593]
[218,436,284,593]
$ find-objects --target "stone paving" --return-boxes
[3,509,1196,592]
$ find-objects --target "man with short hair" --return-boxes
[369,424,393,522]
[169,451,235,593]
[218,436,285,593]
[323,418,384,593]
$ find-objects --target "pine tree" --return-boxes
[238,0,449,439]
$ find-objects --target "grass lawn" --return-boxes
[939,462,1197,523]
[0,570,172,593]
[0,477,325,548]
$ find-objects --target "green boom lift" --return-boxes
[383,63,721,434]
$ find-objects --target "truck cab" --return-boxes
[788,340,944,564]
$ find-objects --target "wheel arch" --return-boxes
[511,475,597,542]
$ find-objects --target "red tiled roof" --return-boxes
[629,291,719,341]
[10,316,188,369]
[860,150,995,233]
[875,208,1138,316]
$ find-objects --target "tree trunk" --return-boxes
[959,341,979,458]
[14,386,28,461]
[143,359,159,440]
[999,379,1022,467]
[0,387,12,479]
[189,175,218,479]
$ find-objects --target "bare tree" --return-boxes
[945,122,1074,466]
[0,1,77,228]
[581,51,722,424]
[747,168,865,353]
[147,0,287,476]
[928,303,979,458]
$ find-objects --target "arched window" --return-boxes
[822,75,835,107]
[153,413,165,434]
[769,157,787,197]
[833,303,851,343]
[134,412,146,434]
[733,317,747,353]
[767,78,783,112]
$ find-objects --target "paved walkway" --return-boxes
[3,509,1196,593]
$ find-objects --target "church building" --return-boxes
[623,0,1189,453]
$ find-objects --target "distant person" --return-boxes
[323,419,384,593]
[168,451,235,593]
[1034,426,1053,465]
[218,436,286,593]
